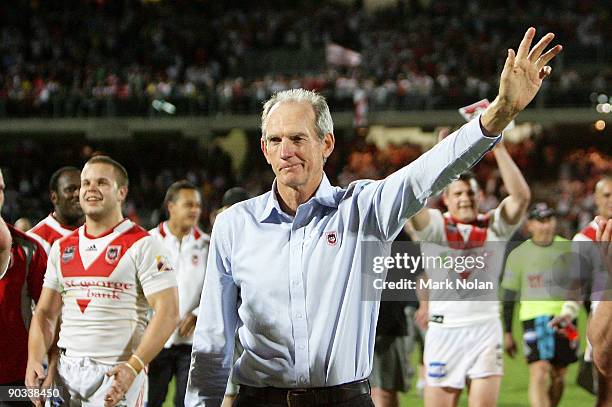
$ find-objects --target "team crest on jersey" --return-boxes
[156,255,174,273]
[325,231,338,246]
[62,246,76,263]
[105,245,122,264]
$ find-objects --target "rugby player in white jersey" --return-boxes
[554,175,612,406]
[26,156,179,406]
[408,139,530,407]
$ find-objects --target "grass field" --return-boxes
[163,310,596,406]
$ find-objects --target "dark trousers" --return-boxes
[148,345,192,407]
[233,390,374,407]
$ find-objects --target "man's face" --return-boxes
[168,189,202,231]
[0,171,4,211]
[52,171,83,221]
[443,179,480,222]
[527,216,556,245]
[595,180,612,218]
[79,163,126,220]
[261,102,334,191]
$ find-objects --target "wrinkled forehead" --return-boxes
[595,179,612,196]
[265,102,316,136]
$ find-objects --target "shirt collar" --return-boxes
[258,173,338,223]
[161,221,198,243]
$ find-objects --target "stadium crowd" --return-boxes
[1,129,610,238]
[0,0,609,117]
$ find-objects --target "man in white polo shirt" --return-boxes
[149,180,209,407]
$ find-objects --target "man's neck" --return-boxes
[167,220,191,240]
[276,176,323,216]
[532,237,554,247]
[53,211,83,229]
[85,212,124,237]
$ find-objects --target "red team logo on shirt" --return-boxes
[325,231,338,246]
[105,245,122,264]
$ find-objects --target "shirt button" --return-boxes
[293,280,300,286]
[299,376,307,384]
[295,313,303,319]
[297,344,305,350]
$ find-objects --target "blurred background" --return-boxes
[0,0,609,235]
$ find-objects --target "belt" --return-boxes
[239,379,371,406]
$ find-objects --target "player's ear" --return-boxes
[118,185,128,201]
[50,190,58,205]
[261,137,271,165]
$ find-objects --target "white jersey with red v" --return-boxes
[443,213,490,250]
[43,219,177,363]
[28,213,78,255]
[412,207,519,326]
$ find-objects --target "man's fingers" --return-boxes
[538,66,552,80]
[501,49,515,79]
[528,33,554,62]
[516,27,536,60]
[106,366,119,377]
[536,45,563,70]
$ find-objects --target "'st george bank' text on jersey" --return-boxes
[28,214,78,255]
[413,206,519,326]
[43,219,177,363]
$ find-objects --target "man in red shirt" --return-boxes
[0,169,48,403]
[0,219,10,278]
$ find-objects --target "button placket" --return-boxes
[288,223,310,386]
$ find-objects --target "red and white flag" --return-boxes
[326,43,362,68]
[458,99,515,131]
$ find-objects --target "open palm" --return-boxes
[498,28,562,113]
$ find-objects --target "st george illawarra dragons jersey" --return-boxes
[44,219,177,363]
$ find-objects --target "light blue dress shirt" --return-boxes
[185,118,500,406]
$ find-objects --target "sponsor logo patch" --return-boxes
[428,362,447,378]
[430,315,444,324]
[62,246,76,263]
[156,255,174,273]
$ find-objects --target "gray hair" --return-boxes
[261,88,334,142]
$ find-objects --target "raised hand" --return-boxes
[498,27,562,114]
[482,28,562,135]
